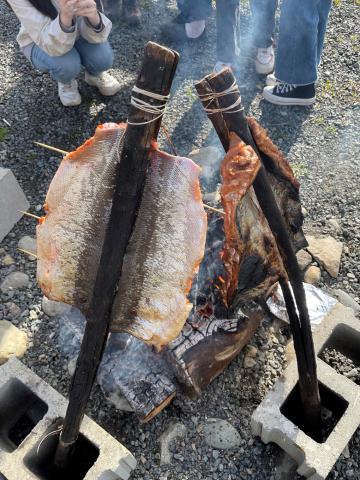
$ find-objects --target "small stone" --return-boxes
[243,357,257,369]
[29,310,38,321]
[306,235,343,277]
[2,254,15,266]
[0,271,30,293]
[328,218,341,234]
[304,266,321,284]
[342,445,350,459]
[296,250,312,271]
[203,419,241,449]
[159,422,187,465]
[332,289,360,313]
[42,296,71,317]
[0,320,28,364]
[345,368,358,379]
[301,206,308,217]
[18,235,37,261]
[244,345,258,358]
[5,301,21,318]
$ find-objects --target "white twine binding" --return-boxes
[127,86,170,126]
[36,425,63,456]
[198,81,244,115]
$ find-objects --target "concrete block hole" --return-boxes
[0,378,48,452]
[319,324,360,385]
[24,418,100,480]
[280,381,348,443]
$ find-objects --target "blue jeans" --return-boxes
[275,0,332,85]
[177,0,277,62]
[30,38,114,84]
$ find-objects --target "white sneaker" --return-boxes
[58,80,81,107]
[255,46,275,75]
[85,71,121,96]
[266,73,278,87]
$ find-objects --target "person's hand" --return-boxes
[74,0,101,27]
[58,0,78,27]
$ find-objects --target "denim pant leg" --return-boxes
[30,45,82,83]
[250,0,278,48]
[177,0,212,22]
[317,0,332,65]
[275,0,331,85]
[74,38,114,76]
[216,0,240,64]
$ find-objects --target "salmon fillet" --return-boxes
[37,123,126,312]
[110,149,207,350]
[220,132,285,307]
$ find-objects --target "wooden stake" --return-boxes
[195,69,322,435]
[54,42,180,468]
[33,141,69,156]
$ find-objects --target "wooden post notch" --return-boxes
[195,69,322,436]
[55,42,179,467]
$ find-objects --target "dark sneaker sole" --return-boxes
[263,89,315,106]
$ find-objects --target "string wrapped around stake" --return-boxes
[197,80,244,115]
[127,85,170,126]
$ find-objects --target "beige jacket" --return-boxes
[8,0,112,57]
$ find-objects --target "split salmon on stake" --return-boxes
[37,124,207,350]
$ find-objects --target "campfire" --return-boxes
[29,42,321,467]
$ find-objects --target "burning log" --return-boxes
[195,69,322,435]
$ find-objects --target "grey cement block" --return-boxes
[252,303,360,480]
[0,358,136,480]
[0,168,29,242]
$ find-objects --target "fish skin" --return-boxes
[110,149,207,350]
[37,123,126,312]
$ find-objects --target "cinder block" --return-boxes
[0,358,136,480]
[0,168,29,242]
[252,303,360,480]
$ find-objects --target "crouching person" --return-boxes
[8,0,121,106]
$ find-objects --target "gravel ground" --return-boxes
[0,1,359,479]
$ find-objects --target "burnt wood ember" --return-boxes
[195,68,322,436]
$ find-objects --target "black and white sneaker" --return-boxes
[263,82,316,106]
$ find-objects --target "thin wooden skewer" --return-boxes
[203,204,224,215]
[17,248,38,259]
[33,141,69,156]
[161,123,178,156]
[20,210,42,221]
[33,143,223,216]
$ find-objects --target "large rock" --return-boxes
[0,320,28,364]
[159,422,187,465]
[306,235,343,277]
[0,271,29,293]
[18,235,37,261]
[203,419,241,449]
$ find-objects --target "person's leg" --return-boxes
[275,0,320,85]
[316,0,332,65]
[215,0,240,66]
[75,38,120,96]
[177,0,212,22]
[122,0,141,26]
[30,44,81,84]
[30,44,82,106]
[250,0,278,48]
[250,0,278,74]
[75,38,114,76]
